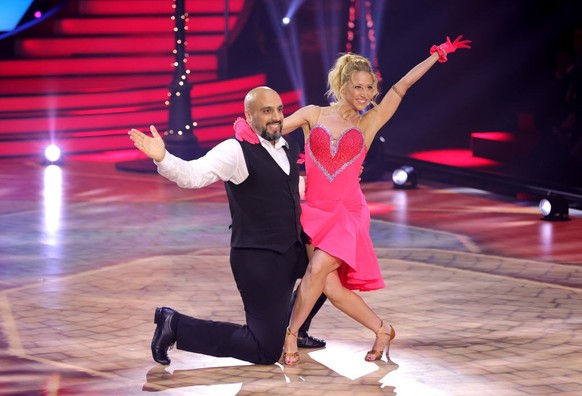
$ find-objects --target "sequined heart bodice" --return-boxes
[306,125,365,182]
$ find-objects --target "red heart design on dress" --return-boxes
[308,126,364,181]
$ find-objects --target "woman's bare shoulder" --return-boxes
[302,104,324,114]
[290,104,324,124]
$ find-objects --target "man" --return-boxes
[129,86,323,365]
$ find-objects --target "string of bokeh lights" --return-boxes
[346,0,381,81]
[164,0,197,137]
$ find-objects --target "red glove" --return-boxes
[430,35,471,63]
[234,117,259,144]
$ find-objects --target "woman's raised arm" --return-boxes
[364,35,471,136]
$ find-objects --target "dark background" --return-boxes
[228,0,582,193]
[1,0,580,196]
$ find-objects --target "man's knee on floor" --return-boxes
[252,347,282,365]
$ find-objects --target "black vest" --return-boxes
[225,139,303,253]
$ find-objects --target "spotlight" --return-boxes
[43,144,63,165]
[539,194,569,221]
[282,17,290,25]
[392,165,417,189]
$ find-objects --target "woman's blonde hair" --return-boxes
[325,53,379,106]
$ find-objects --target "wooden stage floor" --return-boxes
[1,153,581,395]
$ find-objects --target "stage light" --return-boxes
[265,1,305,105]
[392,166,417,189]
[539,194,569,221]
[282,17,290,25]
[43,144,63,165]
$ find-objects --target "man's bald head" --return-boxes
[244,86,279,113]
[243,86,284,143]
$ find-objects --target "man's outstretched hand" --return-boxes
[430,35,472,63]
[234,117,260,144]
[128,125,166,162]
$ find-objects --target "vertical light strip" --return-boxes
[266,0,306,106]
[315,0,341,79]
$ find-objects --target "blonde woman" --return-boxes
[236,35,471,364]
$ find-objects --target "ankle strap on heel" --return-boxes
[374,321,387,335]
[286,327,298,338]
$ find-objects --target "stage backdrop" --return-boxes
[228,0,582,194]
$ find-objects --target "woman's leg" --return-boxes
[322,270,381,331]
[297,243,327,336]
[284,249,340,361]
[323,270,395,360]
[292,247,381,333]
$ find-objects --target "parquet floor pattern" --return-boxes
[0,155,580,395]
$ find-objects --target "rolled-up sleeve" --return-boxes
[155,139,248,188]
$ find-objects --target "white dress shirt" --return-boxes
[156,136,293,188]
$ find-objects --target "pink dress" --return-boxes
[301,124,385,291]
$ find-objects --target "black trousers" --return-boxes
[175,243,306,365]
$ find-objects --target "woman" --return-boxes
[235,35,471,364]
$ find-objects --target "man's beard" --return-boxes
[260,122,282,142]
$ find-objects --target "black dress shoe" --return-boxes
[151,307,177,365]
[297,332,326,348]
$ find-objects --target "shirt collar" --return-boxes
[258,135,289,150]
